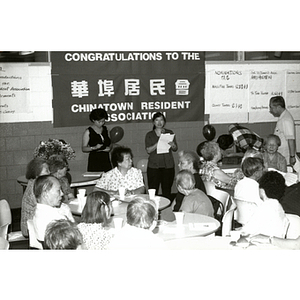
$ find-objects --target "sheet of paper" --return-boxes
[157,133,175,154]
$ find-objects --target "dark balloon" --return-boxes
[202,125,216,141]
[196,141,208,156]
[110,126,124,143]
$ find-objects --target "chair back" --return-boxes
[205,185,230,215]
[204,181,216,196]
[221,204,237,237]
[0,199,12,227]
[27,220,43,250]
[232,197,258,225]
[0,237,9,250]
[286,214,300,239]
[0,223,9,239]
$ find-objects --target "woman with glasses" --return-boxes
[94,146,145,197]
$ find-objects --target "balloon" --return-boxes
[202,125,216,141]
[196,141,208,156]
[110,126,124,143]
[137,159,148,173]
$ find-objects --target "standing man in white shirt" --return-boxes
[269,96,296,166]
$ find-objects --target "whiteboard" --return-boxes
[205,61,300,124]
[0,63,53,123]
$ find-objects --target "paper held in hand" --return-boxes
[157,133,175,154]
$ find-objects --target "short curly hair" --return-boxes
[89,108,108,122]
[259,171,286,200]
[200,141,220,161]
[126,198,157,229]
[44,219,83,250]
[178,150,201,172]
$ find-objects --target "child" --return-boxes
[77,191,113,250]
[263,134,287,173]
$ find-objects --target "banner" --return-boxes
[51,51,205,127]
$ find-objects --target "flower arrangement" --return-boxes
[33,138,76,160]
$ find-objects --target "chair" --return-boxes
[27,220,43,249]
[0,199,28,242]
[0,223,9,239]
[286,214,300,239]
[0,237,9,250]
[232,197,258,225]
[204,181,216,196]
[204,183,230,215]
[221,204,237,237]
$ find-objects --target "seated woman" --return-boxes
[200,141,239,189]
[77,191,113,250]
[20,157,50,237]
[48,154,75,203]
[262,134,287,173]
[241,171,289,238]
[107,197,165,250]
[94,146,145,196]
[176,170,214,217]
[44,219,84,250]
[234,157,264,206]
[173,150,206,212]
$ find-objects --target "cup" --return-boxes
[148,189,156,200]
[118,187,126,200]
[78,195,87,211]
[78,189,86,196]
[113,218,123,230]
[174,212,185,226]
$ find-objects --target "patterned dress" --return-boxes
[95,167,144,191]
[200,161,238,189]
[77,223,112,250]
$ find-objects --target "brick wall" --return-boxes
[0,120,276,208]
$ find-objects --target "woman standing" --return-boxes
[82,109,112,172]
[145,112,178,200]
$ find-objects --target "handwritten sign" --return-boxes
[205,61,300,123]
[0,63,52,123]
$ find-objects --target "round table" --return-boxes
[68,194,171,216]
[164,236,281,250]
[155,213,220,241]
[17,171,102,193]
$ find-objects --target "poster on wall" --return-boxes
[51,51,205,127]
[0,63,52,123]
[205,61,300,124]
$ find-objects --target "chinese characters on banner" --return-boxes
[51,52,205,127]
